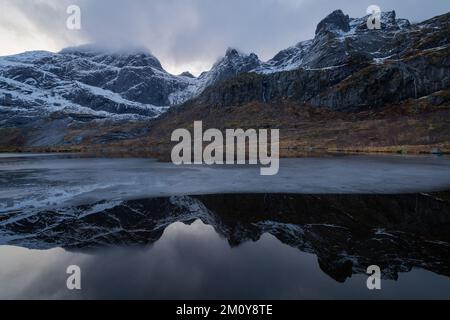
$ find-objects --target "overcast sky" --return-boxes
[0,0,449,75]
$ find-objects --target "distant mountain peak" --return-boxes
[315,9,350,35]
[225,47,241,57]
[200,48,261,87]
[179,71,195,78]
[221,48,259,62]
[202,48,261,79]
[315,9,410,37]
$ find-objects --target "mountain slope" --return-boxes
[0,46,187,123]
[0,10,449,152]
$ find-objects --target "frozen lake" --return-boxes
[1,153,450,214]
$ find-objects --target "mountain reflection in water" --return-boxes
[1,193,450,299]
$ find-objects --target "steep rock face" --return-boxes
[310,48,450,110]
[196,63,363,108]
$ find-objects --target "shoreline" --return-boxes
[0,146,447,161]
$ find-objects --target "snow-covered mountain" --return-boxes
[0,10,413,123]
[0,44,263,125]
[1,10,449,149]
[0,45,191,125]
[200,48,261,87]
[254,10,411,73]
[168,48,262,105]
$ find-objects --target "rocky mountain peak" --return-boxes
[222,48,260,64]
[315,9,350,35]
[199,48,261,87]
[350,10,410,32]
[383,10,397,23]
[179,71,195,78]
[225,47,240,57]
[379,11,411,30]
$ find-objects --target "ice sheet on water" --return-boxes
[1,155,450,218]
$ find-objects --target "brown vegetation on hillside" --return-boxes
[61,90,450,160]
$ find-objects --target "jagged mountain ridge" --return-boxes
[0,10,428,121]
[194,10,449,110]
[0,10,449,149]
[255,10,411,73]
